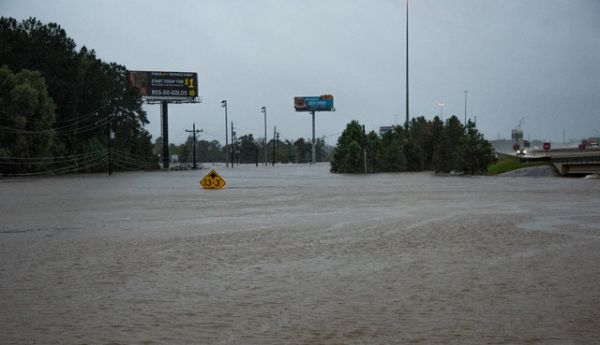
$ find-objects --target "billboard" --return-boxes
[294,95,334,112]
[128,71,198,101]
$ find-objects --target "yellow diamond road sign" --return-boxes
[200,170,226,189]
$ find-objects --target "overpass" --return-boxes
[528,148,600,176]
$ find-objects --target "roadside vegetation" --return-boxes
[1,17,156,175]
[331,116,495,175]
[485,154,550,176]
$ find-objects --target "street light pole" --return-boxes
[405,0,409,127]
[464,90,468,125]
[437,100,444,121]
[517,116,527,130]
[221,100,228,168]
[261,106,267,166]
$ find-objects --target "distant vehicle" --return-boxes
[578,138,599,150]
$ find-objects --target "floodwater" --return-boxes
[1,163,599,344]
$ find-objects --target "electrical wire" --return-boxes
[0,117,108,135]
[0,150,107,161]
[1,153,107,176]
[0,151,107,165]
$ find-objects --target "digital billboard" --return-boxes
[128,71,198,101]
[294,95,334,112]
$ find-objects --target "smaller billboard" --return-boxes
[128,71,198,101]
[294,95,334,112]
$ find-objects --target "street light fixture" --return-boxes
[221,100,229,167]
[517,116,527,130]
[260,106,267,166]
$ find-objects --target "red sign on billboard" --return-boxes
[543,142,551,151]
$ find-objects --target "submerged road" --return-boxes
[1,164,600,344]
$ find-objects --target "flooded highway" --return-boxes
[1,163,600,344]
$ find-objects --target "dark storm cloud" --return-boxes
[2,0,599,144]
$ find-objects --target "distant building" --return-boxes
[379,126,393,136]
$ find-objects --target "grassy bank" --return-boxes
[486,154,550,175]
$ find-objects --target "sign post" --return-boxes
[161,101,169,169]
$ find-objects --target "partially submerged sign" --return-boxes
[200,170,226,189]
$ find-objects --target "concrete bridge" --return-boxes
[529,148,600,176]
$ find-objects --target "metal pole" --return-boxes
[161,101,169,169]
[311,110,316,165]
[362,125,367,174]
[192,123,196,169]
[186,123,202,169]
[262,106,267,166]
[464,90,468,125]
[107,113,112,176]
[272,126,276,166]
[231,121,234,168]
[221,100,228,168]
[405,0,409,127]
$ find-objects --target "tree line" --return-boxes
[157,135,333,165]
[331,116,495,174]
[0,17,156,175]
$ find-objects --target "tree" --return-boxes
[460,120,495,174]
[0,66,57,174]
[430,116,446,172]
[376,129,406,172]
[331,120,364,173]
[294,137,309,163]
[331,116,493,175]
[238,134,259,163]
[1,17,157,173]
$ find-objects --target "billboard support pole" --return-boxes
[161,101,169,169]
[311,110,316,165]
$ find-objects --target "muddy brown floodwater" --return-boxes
[1,163,600,344]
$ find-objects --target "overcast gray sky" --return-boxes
[3,0,600,145]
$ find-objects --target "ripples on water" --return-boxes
[1,164,599,344]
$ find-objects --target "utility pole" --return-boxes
[107,113,112,176]
[185,123,202,170]
[221,100,228,167]
[261,106,267,166]
[272,126,277,166]
[231,121,235,168]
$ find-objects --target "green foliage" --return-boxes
[0,17,157,174]
[486,155,547,175]
[0,66,57,174]
[331,116,494,175]
[330,120,365,173]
